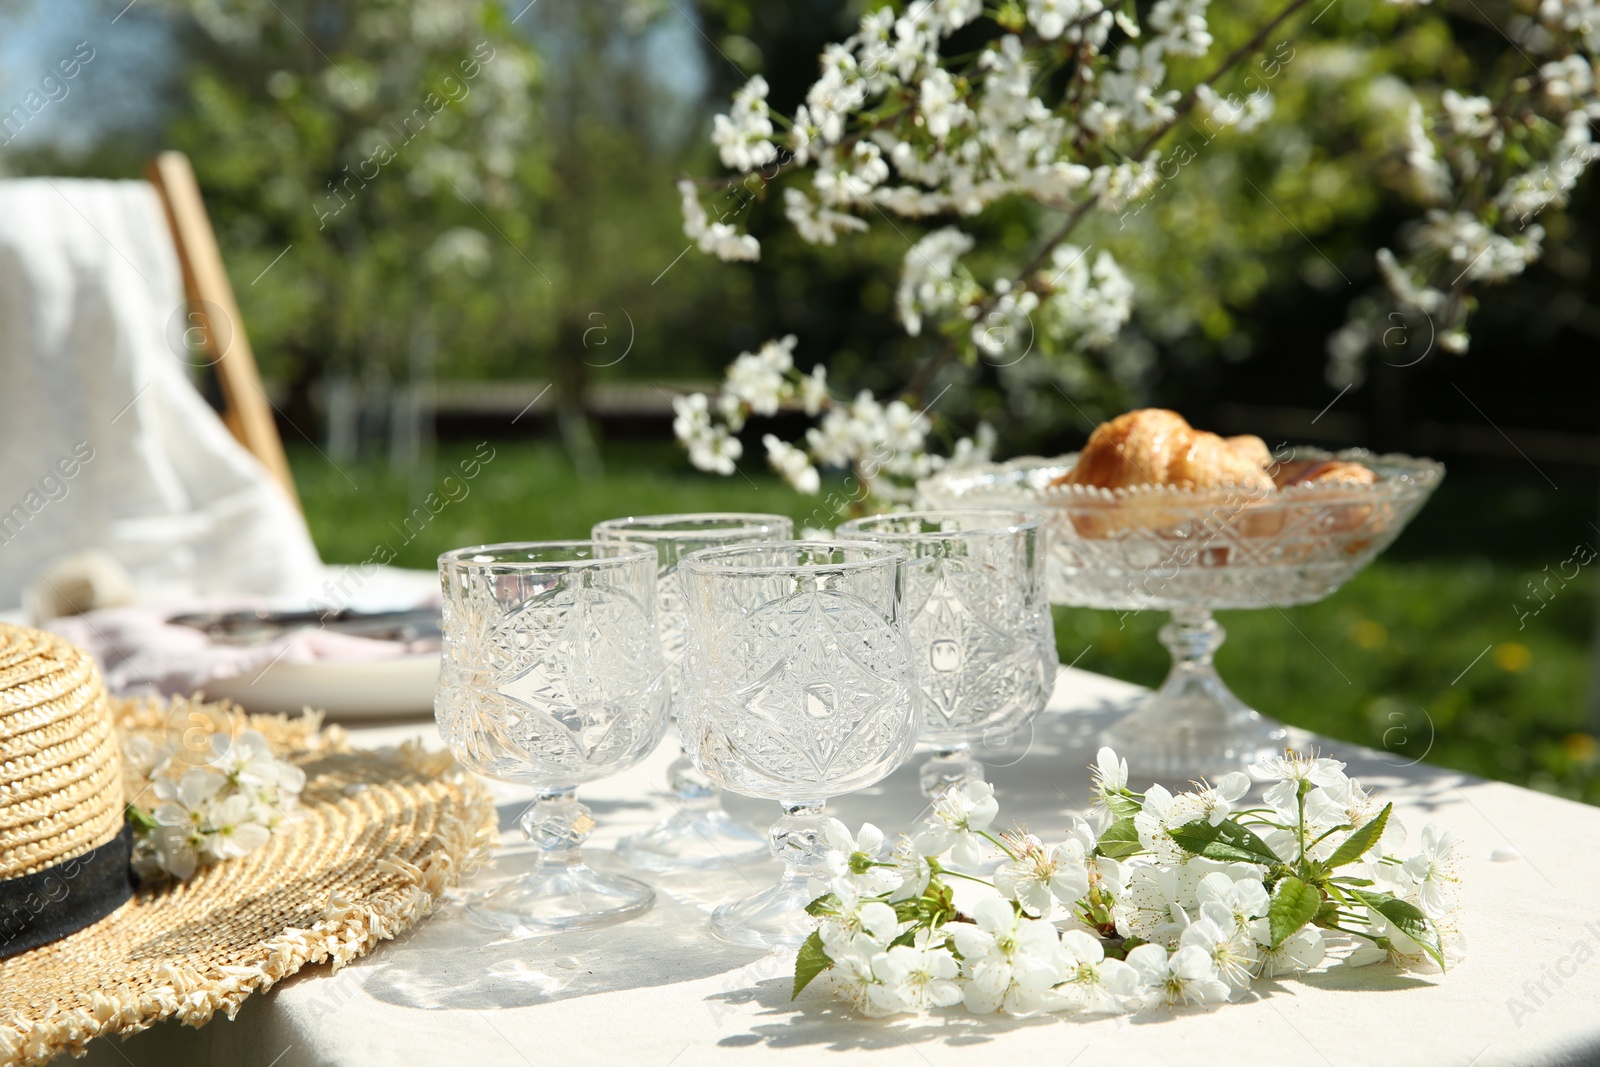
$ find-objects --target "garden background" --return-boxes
[3,0,1597,803]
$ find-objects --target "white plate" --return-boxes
[202,654,439,720]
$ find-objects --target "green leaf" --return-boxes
[125,804,157,833]
[1105,791,1143,820]
[892,898,919,922]
[1169,818,1281,867]
[1349,889,1446,970]
[1268,876,1322,948]
[792,931,832,999]
[1325,803,1392,869]
[804,893,840,917]
[1096,816,1143,859]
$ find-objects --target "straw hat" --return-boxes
[0,624,495,1066]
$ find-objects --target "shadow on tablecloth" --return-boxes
[355,674,1473,1019]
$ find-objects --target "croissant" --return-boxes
[1053,409,1275,494]
[1272,459,1378,489]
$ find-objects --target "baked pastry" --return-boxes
[1048,410,1389,548]
[1052,410,1275,494]
[1272,458,1378,489]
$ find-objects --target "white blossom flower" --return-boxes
[1194,872,1269,929]
[1114,863,1188,947]
[822,942,885,1014]
[677,179,760,262]
[672,392,714,447]
[995,834,1091,917]
[1411,209,1542,283]
[1040,246,1135,349]
[1091,743,1129,790]
[154,768,225,822]
[869,943,963,1014]
[687,425,742,475]
[1174,771,1251,826]
[1126,943,1230,1007]
[1133,783,1190,865]
[1402,823,1460,918]
[913,779,999,868]
[919,67,970,141]
[202,793,272,860]
[132,727,304,881]
[1249,752,1349,817]
[763,435,821,494]
[1056,929,1140,1012]
[784,187,870,246]
[712,74,778,172]
[1179,904,1259,991]
[1440,89,1496,140]
[887,837,932,902]
[1402,101,1451,203]
[896,227,975,336]
[818,879,900,958]
[1149,0,1213,56]
[1028,0,1093,41]
[210,729,305,794]
[723,356,782,416]
[951,897,1065,1015]
[798,365,829,416]
[1249,920,1327,977]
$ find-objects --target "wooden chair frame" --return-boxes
[145,151,301,512]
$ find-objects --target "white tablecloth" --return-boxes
[84,668,1600,1067]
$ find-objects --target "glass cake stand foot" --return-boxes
[1100,608,1287,780]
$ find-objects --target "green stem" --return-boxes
[979,829,1021,861]
[1296,781,1309,867]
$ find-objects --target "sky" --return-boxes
[0,0,176,155]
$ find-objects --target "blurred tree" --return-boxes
[158,0,542,463]
[159,0,733,474]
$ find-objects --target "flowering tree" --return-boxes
[674,0,1600,500]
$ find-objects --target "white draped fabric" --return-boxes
[0,178,322,611]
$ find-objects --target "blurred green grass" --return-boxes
[291,440,1600,806]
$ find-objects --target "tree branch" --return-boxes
[900,0,1322,403]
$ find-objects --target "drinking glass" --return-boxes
[836,509,1056,799]
[591,513,793,870]
[436,541,670,933]
[677,541,919,948]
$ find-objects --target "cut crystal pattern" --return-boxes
[438,576,668,787]
[682,586,918,800]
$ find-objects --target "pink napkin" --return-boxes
[49,604,431,698]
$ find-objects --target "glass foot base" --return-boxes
[1100,609,1288,780]
[919,747,985,800]
[617,806,769,871]
[710,872,815,949]
[465,858,654,935]
[1101,685,1287,781]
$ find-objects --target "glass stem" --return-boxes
[521,786,595,871]
[919,742,985,799]
[769,800,828,881]
[1161,608,1225,671]
[667,740,718,809]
